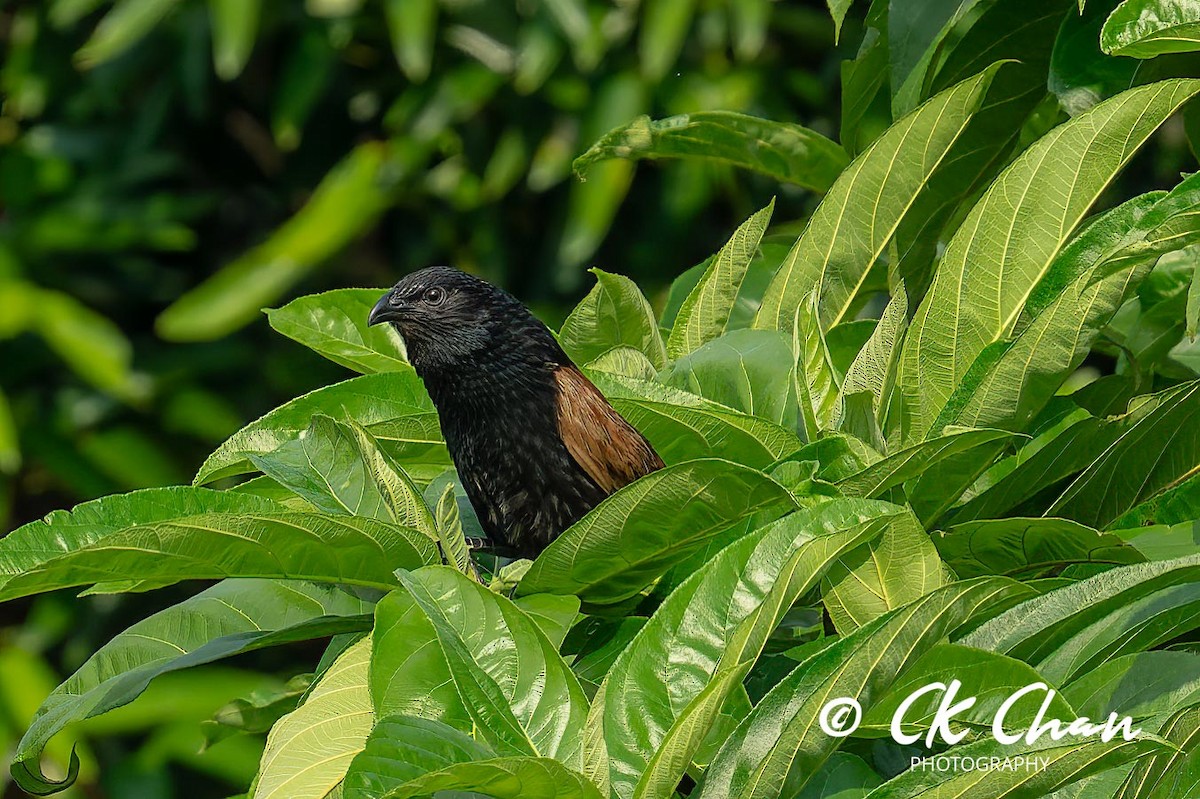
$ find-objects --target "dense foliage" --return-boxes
[6,0,1200,798]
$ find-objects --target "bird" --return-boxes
[368,266,664,558]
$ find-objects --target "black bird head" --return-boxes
[368,266,563,380]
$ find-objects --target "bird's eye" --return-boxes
[424,287,447,306]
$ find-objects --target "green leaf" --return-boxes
[837,286,908,430]
[668,201,775,359]
[75,0,182,69]
[208,0,260,80]
[378,758,604,799]
[254,634,374,799]
[1048,381,1200,527]
[936,518,1145,578]
[638,0,696,81]
[343,715,491,799]
[960,554,1200,684]
[559,269,667,369]
[865,734,1166,798]
[0,511,438,601]
[825,0,856,41]
[158,143,401,341]
[696,577,1035,799]
[434,482,476,578]
[1114,702,1200,798]
[267,289,409,374]
[195,371,445,485]
[793,292,841,441]
[1110,471,1200,528]
[517,459,796,605]
[661,329,797,428]
[374,567,588,760]
[574,112,847,192]
[383,0,436,82]
[822,508,949,633]
[898,80,1200,438]
[1063,651,1200,721]
[0,486,282,591]
[0,386,17,474]
[35,289,138,401]
[754,66,999,332]
[860,643,1077,738]
[10,580,371,796]
[592,374,803,469]
[203,674,315,748]
[596,499,898,799]
[929,194,1180,434]
[1102,0,1200,57]
[835,427,1014,498]
[249,415,437,538]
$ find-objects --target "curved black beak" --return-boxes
[368,291,398,327]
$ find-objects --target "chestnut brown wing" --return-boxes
[553,365,664,494]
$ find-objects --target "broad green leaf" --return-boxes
[1110,471,1200,528]
[937,518,1144,579]
[864,734,1166,798]
[1063,651,1200,721]
[661,329,797,428]
[598,500,898,799]
[195,371,445,485]
[254,635,374,799]
[860,643,1076,738]
[837,286,907,429]
[793,292,841,441]
[1102,0,1200,57]
[574,112,847,191]
[208,0,259,80]
[754,67,998,332]
[961,554,1200,683]
[373,567,588,760]
[75,0,181,69]
[0,511,438,601]
[378,757,604,799]
[1049,380,1200,527]
[823,509,949,633]
[597,387,802,470]
[266,289,408,374]
[517,459,796,604]
[559,269,666,369]
[10,580,371,796]
[383,0,436,81]
[835,427,1014,498]
[343,715,491,799]
[898,80,1200,438]
[586,347,659,380]
[696,578,1035,799]
[158,143,401,341]
[668,201,775,359]
[1114,703,1200,798]
[1050,0,1138,116]
[929,193,1176,433]
[249,415,436,539]
[0,486,282,591]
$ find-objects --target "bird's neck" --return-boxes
[420,338,563,420]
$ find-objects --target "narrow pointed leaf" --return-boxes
[793,292,841,441]
[754,67,998,332]
[899,80,1200,437]
[668,201,775,358]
